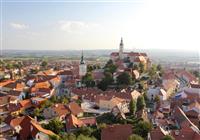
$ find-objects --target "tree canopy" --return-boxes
[161,135,175,140]
[43,118,64,134]
[129,99,137,115]
[136,96,146,111]
[97,72,113,91]
[128,134,144,140]
[82,72,95,87]
[134,121,152,138]
[117,72,132,85]
[104,59,117,74]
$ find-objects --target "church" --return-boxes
[79,51,87,77]
[110,38,151,69]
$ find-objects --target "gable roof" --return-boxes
[66,114,84,129]
[30,120,56,137]
[51,103,70,117]
[67,102,83,116]
[101,124,132,140]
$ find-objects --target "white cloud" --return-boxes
[58,20,100,33]
[10,22,29,30]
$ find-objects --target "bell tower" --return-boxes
[79,51,87,76]
[119,37,124,59]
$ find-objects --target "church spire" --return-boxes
[119,37,124,59]
[120,37,123,46]
[80,50,85,64]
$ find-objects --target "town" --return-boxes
[0,38,200,140]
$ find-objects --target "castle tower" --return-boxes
[119,37,124,59]
[79,51,87,76]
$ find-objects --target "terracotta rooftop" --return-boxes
[101,124,132,140]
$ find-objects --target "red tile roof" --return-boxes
[30,120,56,137]
[67,102,83,116]
[101,124,132,140]
[52,103,70,117]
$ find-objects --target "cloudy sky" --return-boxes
[1,0,200,51]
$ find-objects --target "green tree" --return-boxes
[139,62,145,73]
[59,132,76,140]
[133,64,138,70]
[104,59,117,74]
[50,95,57,103]
[33,108,41,117]
[43,118,64,134]
[148,64,157,79]
[41,100,53,109]
[143,92,148,103]
[129,99,136,115]
[161,135,175,140]
[137,96,146,111]
[67,133,77,140]
[134,121,152,138]
[77,126,93,137]
[82,72,95,87]
[157,64,162,71]
[49,135,60,140]
[128,134,144,140]
[97,79,109,91]
[104,72,113,83]
[61,97,69,104]
[77,134,96,140]
[87,65,94,72]
[117,72,132,85]
[154,95,160,103]
[41,60,48,69]
[97,72,113,91]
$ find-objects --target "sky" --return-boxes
[0,0,200,51]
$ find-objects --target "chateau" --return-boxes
[110,38,151,69]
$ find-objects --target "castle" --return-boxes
[110,38,151,69]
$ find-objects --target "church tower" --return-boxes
[79,51,87,76]
[119,37,124,59]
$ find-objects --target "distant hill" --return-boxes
[1,49,199,64]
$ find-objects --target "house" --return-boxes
[132,70,140,79]
[176,70,198,84]
[0,80,24,92]
[66,114,84,131]
[57,69,74,83]
[96,96,127,110]
[43,103,70,120]
[149,107,200,140]
[162,79,179,96]
[30,120,57,140]
[130,90,141,101]
[174,87,200,103]
[0,93,10,106]
[92,70,105,84]
[66,114,96,131]
[6,115,56,140]
[173,107,200,136]
[147,87,168,101]
[136,109,148,121]
[101,124,132,140]
[67,102,83,117]
[112,102,129,119]
[7,103,22,116]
